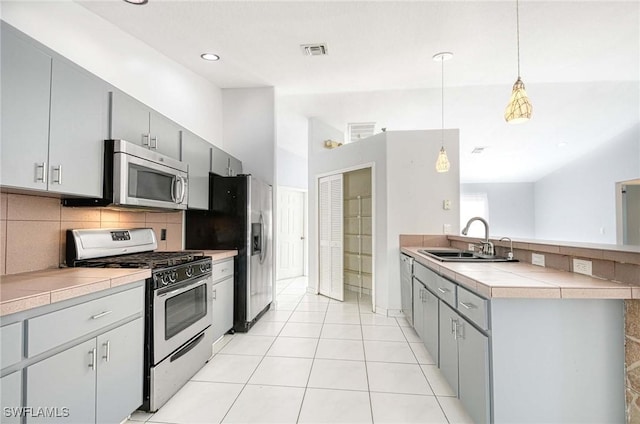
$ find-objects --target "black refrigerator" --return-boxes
[185,174,273,332]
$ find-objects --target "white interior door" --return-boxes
[319,174,344,301]
[277,188,305,279]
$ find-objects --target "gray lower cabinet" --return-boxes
[181,131,212,210]
[438,303,459,395]
[211,145,243,177]
[1,371,22,424]
[211,258,234,342]
[412,279,424,341]
[457,316,490,424]
[211,277,234,342]
[0,23,52,191]
[26,338,96,424]
[95,318,144,424]
[421,287,439,366]
[25,318,143,424]
[111,90,181,160]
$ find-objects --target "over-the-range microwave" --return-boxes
[63,139,188,211]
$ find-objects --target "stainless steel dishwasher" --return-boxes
[400,253,414,325]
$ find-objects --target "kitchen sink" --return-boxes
[417,249,518,263]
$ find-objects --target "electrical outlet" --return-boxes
[160,228,167,241]
[532,253,545,267]
[468,243,475,251]
[573,258,593,276]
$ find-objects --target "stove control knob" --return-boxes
[186,266,194,278]
[169,271,177,283]
[161,273,169,286]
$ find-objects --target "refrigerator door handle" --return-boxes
[259,211,266,264]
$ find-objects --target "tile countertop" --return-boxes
[402,246,639,300]
[0,268,151,317]
[202,250,238,261]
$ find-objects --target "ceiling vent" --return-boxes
[471,147,486,154]
[347,122,376,143]
[301,43,328,56]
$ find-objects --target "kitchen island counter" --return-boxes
[402,246,637,299]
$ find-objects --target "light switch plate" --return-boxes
[443,200,451,210]
[532,253,545,267]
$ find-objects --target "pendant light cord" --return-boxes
[441,57,444,148]
[516,0,521,78]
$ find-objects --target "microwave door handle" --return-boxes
[170,176,178,203]
[178,176,187,204]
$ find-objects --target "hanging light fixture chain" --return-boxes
[516,0,521,78]
[441,57,444,147]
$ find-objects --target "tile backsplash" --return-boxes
[0,192,183,275]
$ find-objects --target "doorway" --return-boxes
[317,166,374,310]
[616,179,640,246]
[276,187,307,280]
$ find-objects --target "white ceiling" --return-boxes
[77,0,640,182]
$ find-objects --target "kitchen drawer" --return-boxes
[212,259,233,282]
[26,286,144,358]
[457,286,488,331]
[430,276,457,308]
[413,261,437,287]
[1,322,22,369]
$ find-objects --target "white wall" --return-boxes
[1,1,223,144]
[308,120,459,313]
[461,183,535,239]
[277,148,308,190]
[385,130,460,312]
[222,87,276,185]
[534,124,640,243]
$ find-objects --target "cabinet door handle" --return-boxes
[35,162,47,183]
[142,133,151,146]
[102,340,111,362]
[89,348,97,370]
[437,287,449,294]
[53,165,63,185]
[212,289,217,300]
[91,310,113,320]
[450,317,457,336]
[459,301,476,310]
[151,136,158,149]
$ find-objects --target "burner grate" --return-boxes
[75,251,205,269]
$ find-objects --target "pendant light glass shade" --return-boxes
[505,0,532,124]
[433,52,453,173]
[435,146,450,173]
[504,77,532,123]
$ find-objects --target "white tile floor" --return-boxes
[127,277,473,424]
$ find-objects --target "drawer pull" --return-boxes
[437,287,450,294]
[91,310,113,320]
[460,302,476,310]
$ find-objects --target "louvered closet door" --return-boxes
[319,174,344,301]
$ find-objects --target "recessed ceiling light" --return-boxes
[300,44,328,56]
[123,0,148,5]
[200,53,220,62]
[557,142,568,148]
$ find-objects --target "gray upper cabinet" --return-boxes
[0,22,106,197]
[211,145,243,176]
[0,23,52,191]
[111,90,181,160]
[48,58,109,197]
[181,130,211,210]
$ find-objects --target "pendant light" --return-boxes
[504,0,532,123]
[433,52,453,173]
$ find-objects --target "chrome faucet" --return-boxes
[462,217,494,256]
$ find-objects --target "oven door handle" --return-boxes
[157,276,209,298]
[170,331,205,363]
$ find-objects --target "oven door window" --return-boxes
[129,164,175,203]
[164,283,207,340]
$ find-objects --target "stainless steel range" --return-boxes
[66,228,213,412]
